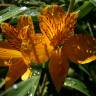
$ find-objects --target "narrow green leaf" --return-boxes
[76,1,94,18]
[0,34,3,41]
[0,6,28,23]
[0,79,5,88]
[0,6,16,15]
[64,77,91,96]
[0,70,41,96]
[78,65,90,76]
[90,0,96,7]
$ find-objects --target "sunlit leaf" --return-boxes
[0,6,16,15]
[0,6,28,23]
[76,1,94,18]
[89,0,96,7]
[0,70,41,96]
[64,77,91,96]
[0,79,5,88]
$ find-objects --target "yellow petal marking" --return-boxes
[21,68,32,80]
[0,48,22,59]
[78,55,96,64]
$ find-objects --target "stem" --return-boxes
[39,74,47,96]
[36,71,47,96]
[87,22,94,37]
[67,0,75,13]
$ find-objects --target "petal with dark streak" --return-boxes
[49,48,69,91]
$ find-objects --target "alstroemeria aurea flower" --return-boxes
[0,15,50,88]
[39,5,96,91]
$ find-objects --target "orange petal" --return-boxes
[63,34,96,64]
[17,15,35,34]
[49,48,69,91]
[31,43,50,64]
[18,26,29,40]
[31,36,53,64]
[0,59,9,67]
[0,48,22,59]
[1,23,19,39]
[0,41,14,49]
[0,42,20,67]
[39,5,65,40]
[39,5,79,47]
[31,33,44,44]
[0,41,21,50]
[5,58,28,88]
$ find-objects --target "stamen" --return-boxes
[4,57,12,66]
[21,39,29,50]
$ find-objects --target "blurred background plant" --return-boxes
[0,0,96,96]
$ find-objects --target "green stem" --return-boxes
[36,72,47,96]
[67,0,75,12]
[39,74,47,96]
[87,22,94,37]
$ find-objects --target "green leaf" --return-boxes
[0,70,41,96]
[64,77,91,96]
[90,0,96,7]
[76,1,94,18]
[0,34,3,41]
[0,79,5,88]
[78,65,90,76]
[0,6,28,23]
[75,0,83,4]
[0,6,16,15]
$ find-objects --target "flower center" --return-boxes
[21,39,30,50]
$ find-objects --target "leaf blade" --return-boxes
[0,70,41,96]
[76,1,94,18]
[0,6,28,23]
[64,77,91,96]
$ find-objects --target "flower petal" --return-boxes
[63,34,96,64]
[39,5,65,40]
[78,55,96,64]
[31,35,53,64]
[5,58,28,88]
[17,15,35,34]
[18,26,29,40]
[1,23,19,39]
[49,48,69,91]
[39,5,79,47]
[21,68,32,80]
[0,23,21,50]
[31,33,44,44]
[0,48,23,59]
[0,59,9,66]
[0,41,21,50]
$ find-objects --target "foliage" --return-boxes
[0,0,96,96]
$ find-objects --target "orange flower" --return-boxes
[0,15,49,88]
[39,5,96,91]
